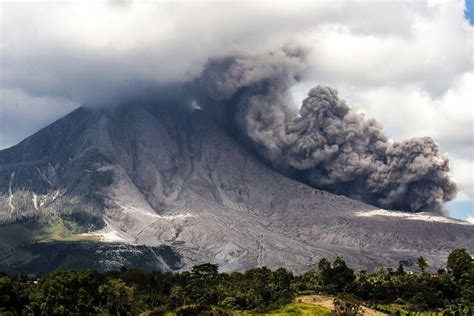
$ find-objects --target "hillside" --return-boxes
[0,103,472,273]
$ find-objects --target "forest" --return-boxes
[0,248,473,315]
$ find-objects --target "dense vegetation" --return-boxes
[0,248,472,315]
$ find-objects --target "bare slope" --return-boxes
[0,104,472,273]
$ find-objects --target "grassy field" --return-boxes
[37,221,99,242]
[230,298,448,316]
[154,303,332,316]
[232,303,332,315]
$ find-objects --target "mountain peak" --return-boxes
[0,104,472,273]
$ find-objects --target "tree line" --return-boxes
[0,248,473,315]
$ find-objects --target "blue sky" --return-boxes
[448,201,473,222]
[465,0,474,24]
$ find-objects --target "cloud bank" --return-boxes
[0,0,472,212]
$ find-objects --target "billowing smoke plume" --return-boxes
[195,50,458,212]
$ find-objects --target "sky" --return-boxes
[0,0,473,221]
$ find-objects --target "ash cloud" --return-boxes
[196,51,458,212]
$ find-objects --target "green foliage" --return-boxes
[447,248,473,280]
[416,256,428,273]
[292,269,322,294]
[31,269,102,315]
[396,262,405,275]
[0,274,30,315]
[192,263,219,277]
[244,302,331,315]
[99,278,136,315]
[0,248,472,315]
[318,257,355,294]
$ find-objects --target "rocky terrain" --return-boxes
[0,103,472,273]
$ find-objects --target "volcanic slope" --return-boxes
[0,103,472,273]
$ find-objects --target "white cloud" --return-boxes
[449,157,474,201]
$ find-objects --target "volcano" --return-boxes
[0,101,472,274]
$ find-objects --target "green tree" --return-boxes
[447,248,473,280]
[396,262,405,275]
[318,257,355,293]
[0,275,26,314]
[186,263,220,307]
[294,269,322,292]
[32,270,100,316]
[169,285,186,307]
[99,278,135,316]
[332,257,356,292]
[416,256,428,273]
[191,263,218,277]
[318,258,332,288]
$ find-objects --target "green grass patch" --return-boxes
[231,303,332,315]
[37,220,99,242]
